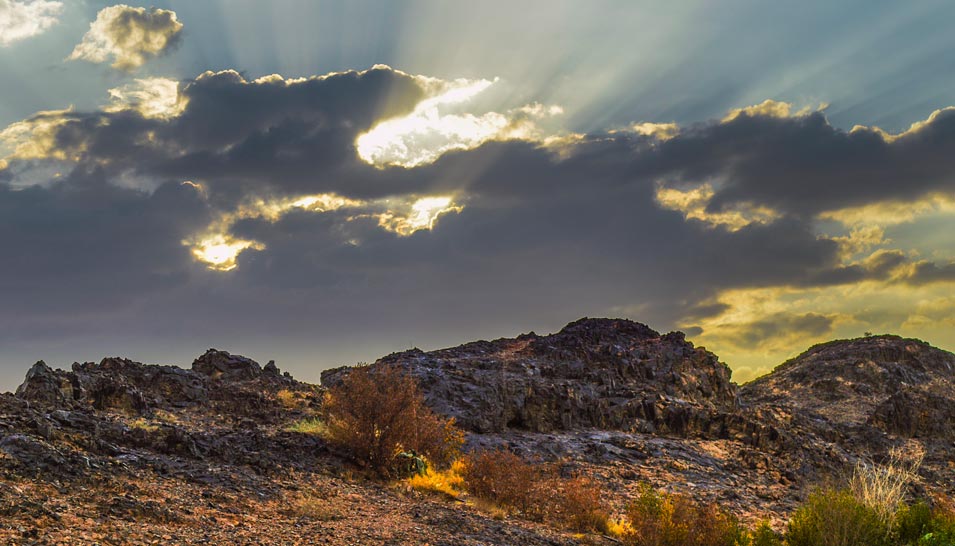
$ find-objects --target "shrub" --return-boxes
[622,484,745,546]
[547,474,612,533]
[322,364,464,475]
[786,488,891,546]
[461,448,540,515]
[896,502,934,544]
[747,521,782,546]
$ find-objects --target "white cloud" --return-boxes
[0,0,62,46]
[69,4,182,70]
[105,77,184,119]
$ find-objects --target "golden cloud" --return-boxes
[655,183,780,231]
[69,5,183,70]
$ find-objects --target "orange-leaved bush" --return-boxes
[322,364,463,475]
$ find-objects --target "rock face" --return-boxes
[323,318,739,435]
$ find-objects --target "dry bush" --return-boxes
[322,364,464,475]
[547,474,612,533]
[461,448,540,515]
[849,443,924,524]
[461,449,611,533]
[623,484,744,546]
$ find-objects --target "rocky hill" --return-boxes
[1,319,954,543]
[322,318,739,435]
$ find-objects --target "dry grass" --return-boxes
[405,459,467,499]
[849,442,924,524]
[127,418,160,433]
[284,417,328,436]
[276,389,302,410]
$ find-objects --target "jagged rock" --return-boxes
[264,360,280,376]
[15,361,75,407]
[323,318,739,434]
[192,349,262,381]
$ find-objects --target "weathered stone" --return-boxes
[192,349,262,381]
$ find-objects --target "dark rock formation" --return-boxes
[192,349,263,381]
[323,318,739,435]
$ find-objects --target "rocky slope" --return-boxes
[1,320,954,542]
[0,349,605,545]
[326,320,955,522]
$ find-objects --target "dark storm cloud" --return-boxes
[3,65,955,375]
[644,108,955,217]
[0,173,209,340]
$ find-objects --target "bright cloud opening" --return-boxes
[105,78,185,119]
[356,77,561,168]
[377,196,463,236]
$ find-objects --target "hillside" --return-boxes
[1,320,954,542]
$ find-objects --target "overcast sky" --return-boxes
[2,0,955,390]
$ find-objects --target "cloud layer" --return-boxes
[3,64,955,385]
[69,5,182,70]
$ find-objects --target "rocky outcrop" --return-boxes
[323,318,739,435]
[13,350,296,417]
[192,349,263,381]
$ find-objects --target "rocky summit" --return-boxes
[1,320,954,544]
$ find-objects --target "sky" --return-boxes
[2,0,955,390]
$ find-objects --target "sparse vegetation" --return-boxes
[621,483,746,546]
[275,389,302,410]
[284,417,328,435]
[321,364,464,475]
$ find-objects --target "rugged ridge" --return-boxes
[2,320,954,541]
[322,318,739,436]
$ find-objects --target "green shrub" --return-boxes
[896,502,934,544]
[786,488,891,546]
[747,521,782,546]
